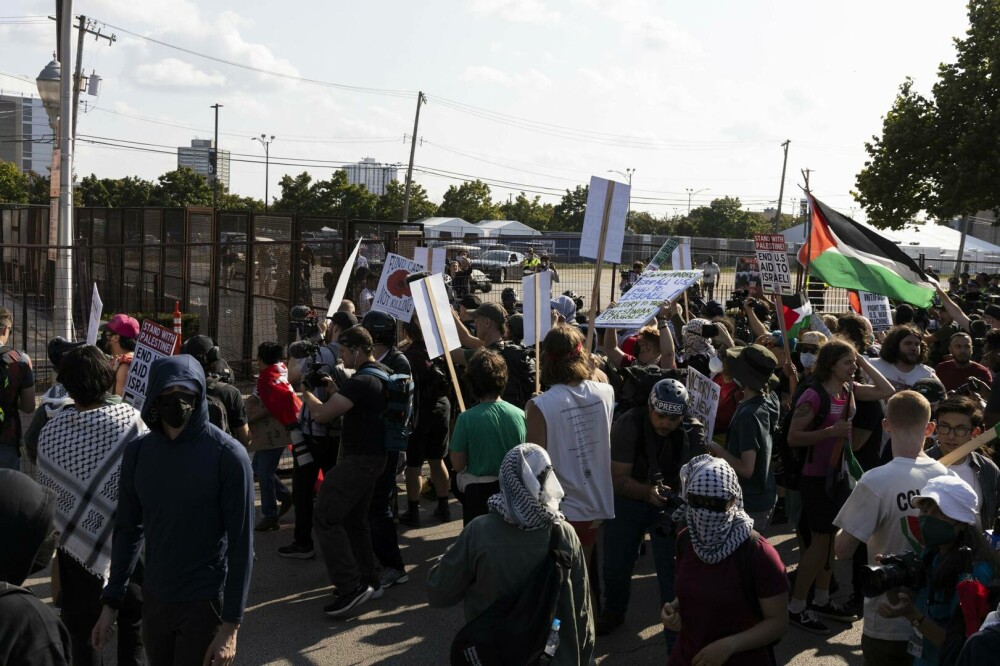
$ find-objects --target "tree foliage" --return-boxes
[149,167,213,207]
[498,192,554,230]
[376,179,438,221]
[436,179,502,222]
[550,184,589,232]
[677,197,769,239]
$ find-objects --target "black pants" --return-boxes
[142,592,221,666]
[369,451,405,573]
[460,481,500,526]
[58,549,144,666]
[292,435,340,548]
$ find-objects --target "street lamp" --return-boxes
[607,167,635,217]
[686,187,708,216]
[36,57,61,132]
[252,134,275,211]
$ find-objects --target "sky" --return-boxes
[0,0,972,219]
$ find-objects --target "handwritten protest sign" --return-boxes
[326,238,364,319]
[686,367,721,444]
[646,238,679,272]
[86,283,103,345]
[522,271,553,346]
[122,320,179,411]
[371,252,425,323]
[860,291,893,331]
[595,270,701,328]
[413,246,447,274]
[580,176,630,264]
[672,241,692,270]
[753,234,794,296]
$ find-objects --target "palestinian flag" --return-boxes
[798,195,937,308]
[782,292,813,340]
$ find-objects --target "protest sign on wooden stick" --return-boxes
[411,274,465,412]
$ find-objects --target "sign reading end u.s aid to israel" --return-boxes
[122,319,180,411]
[594,270,702,328]
[371,252,426,323]
[753,234,794,296]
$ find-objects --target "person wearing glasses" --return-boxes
[927,396,1000,531]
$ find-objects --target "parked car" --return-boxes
[444,269,492,294]
[473,249,525,283]
[302,229,340,266]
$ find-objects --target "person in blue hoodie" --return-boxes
[91,355,254,666]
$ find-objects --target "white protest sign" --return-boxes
[859,291,893,331]
[326,238,364,319]
[753,234,794,296]
[122,319,180,411]
[580,176,630,264]
[686,367,721,444]
[646,238,679,272]
[86,283,103,345]
[413,247,447,274]
[411,273,461,359]
[672,241,692,270]
[595,270,702,328]
[522,271,553,346]
[371,252,425,323]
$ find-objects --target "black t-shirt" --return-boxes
[853,398,886,471]
[0,586,72,665]
[206,381,248,429]
[985,378,1000,420]
[610,407,705,488]
[338,361,389,457]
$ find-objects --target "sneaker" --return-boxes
[254,516,280,532]
[399,508,421,527]
[324,584,374,617]
[380,567,410,588]
[278,497,293,518]
[809,601,859,623]
[846,593,865,619]
[789,609,831,635]
[594,610,624,636]
[433,503,452,523]
[277,542,315,559]
[368,582,384,600]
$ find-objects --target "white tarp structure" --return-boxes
[475,219,543,237]
[416,217,485,240]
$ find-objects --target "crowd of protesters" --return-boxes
[3,259,1000,666]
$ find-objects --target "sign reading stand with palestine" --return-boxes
[859,291,893,331]
[753,234,794,296]
[371,252,426,323]
[122,319,180,411]
[595,270,701,328]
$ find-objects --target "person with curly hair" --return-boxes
[869,324,937,393]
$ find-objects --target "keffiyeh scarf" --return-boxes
[35,402,147,581]
[488,444,566,531]
[677,454,753,564]
[682,319,718,359]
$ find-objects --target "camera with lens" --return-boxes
[726,289,750,311]
[290,304,321,339]
[651,473,683,535]
[857,551,926,598]
[301,361,331,391]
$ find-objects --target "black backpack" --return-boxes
[773,377,831,491]
[450,525,572,665]
[204,380,232,436]
[491,341,536,410]
[0,346,16,439]
[611,364,686,422]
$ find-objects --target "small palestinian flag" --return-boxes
[782,292,813,341]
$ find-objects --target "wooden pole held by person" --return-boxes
[585,182,616,354]
[939,425,1000,467]
[534,272,542,394]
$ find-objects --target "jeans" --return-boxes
[142,592,221,666]
[369,451,404,573]
[460,481,500,526]
[0,443,20,471]
[314,454,386,592]
[291,435,340,548]
[602,495,676,645]
[861,634,913,666]
[252,448,291,519]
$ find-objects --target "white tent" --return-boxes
[417,217,485,240]
[475,219,543,237]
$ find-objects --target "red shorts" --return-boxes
[568,520,601,548]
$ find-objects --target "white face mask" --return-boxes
[708,355,724,375]
[800,352,818,370]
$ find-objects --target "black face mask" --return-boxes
[97,333,112,355]
[156,392,196,429]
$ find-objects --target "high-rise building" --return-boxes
[0,92,54,175]
[177,138,230,189]
[343,157,397,196]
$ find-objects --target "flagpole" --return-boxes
[800,193,815,296]
[796,174,812,293]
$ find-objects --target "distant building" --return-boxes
[343,157,397,196]
[177,138,230,189]
[0,92,54,175]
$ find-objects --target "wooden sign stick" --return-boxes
[426,280,466,413]
[534,273,542,394]
[585,182,616,354]
[939,424,1000,467]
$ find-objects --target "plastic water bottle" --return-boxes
[543,618,561,658]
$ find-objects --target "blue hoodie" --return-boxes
[103,355,254,624]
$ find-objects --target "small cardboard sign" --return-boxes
[246,395,289,452]
[595,270,702,328]
[411,273,461,359]
[753,234,794,296]
[686,367,721,444]
[580,176,630,264]
[326,238,364,319]
[647,238,679,272]
[413,247,447,274]
[122,319,180,411]
[371,252,426,323]
[860,291,893,331]
[86,283,103,346]
[522,271,553,346]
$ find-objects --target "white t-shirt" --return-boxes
[530,381,615,522]
[833,455,951,641]
[868,358,936,393]
[701,262,720,284]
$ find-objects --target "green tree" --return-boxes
[78,174,113,206]
[436,179,502,222]
[217,190,265,211]
[375,179,437,221]
[272,171,320,214]
[149,167,213,207]
[0,160,29,203]
[626,210,667,234]
[498,192,554,230]
[550,184,588,232]
[117,176,154,207]
[24,170,50,205]
[313,170,378,219]
[684,197,769,239]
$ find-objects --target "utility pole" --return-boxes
[57,0,74,340]
[401,91,427,223]
[253,134,275,211]
[211,103,222,209]
[773,140,790,232]
[70,15,114,155]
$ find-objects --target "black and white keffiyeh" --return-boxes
[682,319,718,359]
[488,444,566,531]
[677,454,753,564]
[35,402,147,581]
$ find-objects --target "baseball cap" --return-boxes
[911,476,978,525]
[460,295,482,311]
[329,311,358,331]
[469,302,508,327]
[103,314,139,339]
[550,295,577,321]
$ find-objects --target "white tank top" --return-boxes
[531,381,615,522]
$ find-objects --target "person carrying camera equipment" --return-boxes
[539,253,559,283]
[874,475,1000,665]
[935,332,993,392]
[661,454,789,666]
[181,335,249,447]
[181,334,235,384]
[598,379,704,640]
[253,342,297,532]
[833,391,950,663]
[621,261,644,295]
[679,318,730,378]
[280,310,357,559]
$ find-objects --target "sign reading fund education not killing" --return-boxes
[595,270,702,328]
[371,252,426,323]
[122,319,180,411]
[753,234,794,296]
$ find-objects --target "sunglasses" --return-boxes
[686,494,733,512]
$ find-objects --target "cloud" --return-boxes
[133,58,226,88]
[468,0,561,24]
[462,65,552,90]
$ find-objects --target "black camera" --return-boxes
[290,305,321,339]
[651,473,683,536]
[288,339,320,360]
[302,361,332,391]
[725,289,750,311]
[857,551,926,598]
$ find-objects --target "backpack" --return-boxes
[205,380,232,436]
[0,346,16,440]
[450,524,573,665]
[356,366,416,452]
[611,364,686,422]
[773,377,831,491]
[492,341,536,410]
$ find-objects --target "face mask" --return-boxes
[97,334,112,355]
[800,352,817,369]
[919,514,958,549]
[157,392,196,429]
[708,356,724,375]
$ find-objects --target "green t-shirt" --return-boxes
[450,400,527,476]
